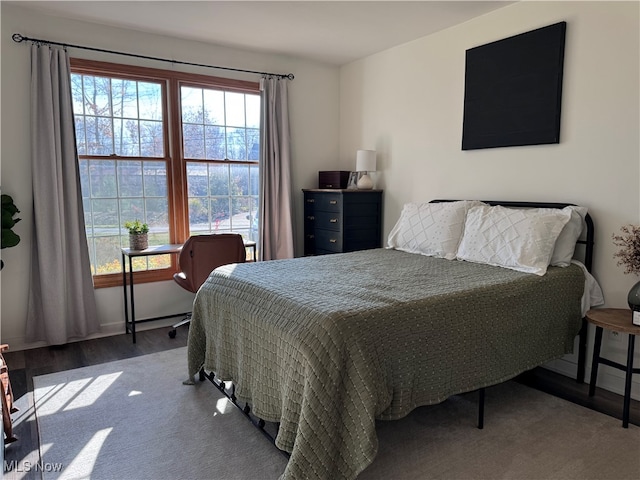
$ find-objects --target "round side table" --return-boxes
[586,308,640,428]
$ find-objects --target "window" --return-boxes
[71,60,260,287]
[181,86,260,240]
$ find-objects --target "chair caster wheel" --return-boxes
[168,329,177,338]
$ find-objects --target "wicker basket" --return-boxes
[129,233,148,251]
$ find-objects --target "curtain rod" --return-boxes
[12,33,295,80]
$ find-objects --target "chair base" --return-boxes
[168,314,192,338]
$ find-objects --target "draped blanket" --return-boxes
[187,249,584,479]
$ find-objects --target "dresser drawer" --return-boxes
[315,193,342,212]
[315,211,342,231]
[315,229,343,252]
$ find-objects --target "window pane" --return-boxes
[117,161,143,197]
[208,163,229,196]
[83,76,112,117]
[183,124,204,159]
[138,82,162,120]
[143,162,168,197]
[120,79,140,118]
[93,236,122,274]
[211,197,231,231]
[247,128,260,160]
[203,89,224,125]
[248,196,259,242]
[181,87,203,123]
[230,196,251,237]
[188,197,210,231]
[187,163,209,196]
[204,125,225,160]
[89,160,117,198]
[230,164,249,196]
[249,164,259,196]
[145,197,169,229]
[140,120,164,157]
[119,198,145,229]
[246,94,260,128]
[91,199,119,230]
[225,92,245,127]
[111,79,124,118]
[75,116,87,155]
[71,74,85,114]
[226,127,246,160]
[85,116,114,155]
[114,119,140,156]
[79,159,90,198]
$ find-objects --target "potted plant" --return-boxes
[1,194,21,270]
[124,219,149,250]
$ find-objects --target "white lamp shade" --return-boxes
[355,150,376,172]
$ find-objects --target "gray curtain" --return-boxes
[26,44,100,345]
[258,77,294,260]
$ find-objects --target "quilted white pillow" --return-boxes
[456,205,572,275]
[550,206,588,267]
[387,200,484,260]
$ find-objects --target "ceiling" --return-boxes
[10,1,513,65]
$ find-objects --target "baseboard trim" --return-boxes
[544,356,640,401]
[2,315,183,351]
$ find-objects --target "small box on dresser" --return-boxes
[318,171,350,189]
[303,189,383,256]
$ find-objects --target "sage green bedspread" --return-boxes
[187,248,584,480]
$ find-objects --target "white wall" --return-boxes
[339,1,640,399]
[0,3,340,349]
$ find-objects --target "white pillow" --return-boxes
[387,200,484,260]
[550,206,588,267]
[456,205,572,275]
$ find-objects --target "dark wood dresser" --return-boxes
[303,189,383,255]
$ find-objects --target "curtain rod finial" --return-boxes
[12,33,25,43]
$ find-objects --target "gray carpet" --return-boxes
[33,347,640,480]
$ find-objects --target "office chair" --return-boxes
[168,233,246,338]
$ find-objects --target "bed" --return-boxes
[186,200,600,480]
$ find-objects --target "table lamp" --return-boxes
[356,150,376,190]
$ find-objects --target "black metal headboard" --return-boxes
[429,199,594,273]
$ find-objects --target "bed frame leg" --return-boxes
[477,388,485,429]
[577,317,587,384]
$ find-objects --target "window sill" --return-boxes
[93,268,177,289]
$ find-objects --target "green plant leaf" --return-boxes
[1,229,20,249]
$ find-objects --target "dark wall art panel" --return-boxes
[462,21,567,150]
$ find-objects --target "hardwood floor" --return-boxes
[2,326,639,479]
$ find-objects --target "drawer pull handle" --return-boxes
[329,239,337,243]
[307,234,315,239]
[329,200,337,205]
[307,215,315,220]
[306,199,315,203]
[329,218,338,223]
[326,184,333,187]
